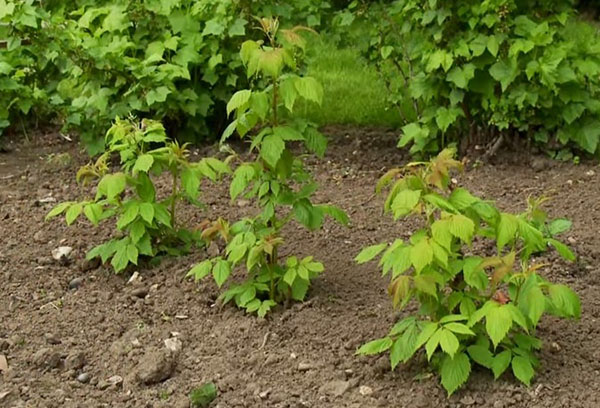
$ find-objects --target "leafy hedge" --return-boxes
[358,0,600,156]
[0,0,338,153]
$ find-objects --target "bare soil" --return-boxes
[1,127,600,408]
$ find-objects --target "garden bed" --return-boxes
[1,127,599,408]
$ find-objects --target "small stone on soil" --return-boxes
[460,396,476,405]
[359,385,373,396]
[68,277,83,290]
[77,373,90,383]
[0,354,7,372]
[32,348,61,369]
[44,333,61,345]
[133,349,175,385]
[130,287,149,299]
[64,351,85,370]
[164,337,182,355]
[319,380,351,397]
[298,362,314,372]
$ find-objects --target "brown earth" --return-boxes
[0,127,599,408]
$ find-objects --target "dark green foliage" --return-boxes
[46,118,229,273]
[356,148,580,394]
[0,0,337,151]
[357,0,600,156]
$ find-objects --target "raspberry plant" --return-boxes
[355,148,580,395]
[46,118,229,272]
[188,17,348,317]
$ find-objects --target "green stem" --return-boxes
[170,168,178,229]
[272,76,278,127]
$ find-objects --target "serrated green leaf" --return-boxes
[227,89,252,116]
[391,189,421,218]
[356,243,387,264]
[486,305,513,348]
[511,356,535,386]
[356,337,393,355]
[439,329,460,357]
[260,134,285,168]
[83,203,103,226]
[139,202,154,224]
[444,323,475,336]
[66,203,83,225]
[548,284,581,318]
[449,214,475,243]
[187,260,213,282]
[425,328,443,360]
[294,76,323,105]
[440,352,471,396]
[467,345,494,368]
[497,213,518,250]
[548,218,572,236]
[547,239,575,261]
[133,154,154,173]
[410,239,433,273]
[212,259,231,288]
[492,350,512,379]
[414,322,439,352]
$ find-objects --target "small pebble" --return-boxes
[131,287,149,298]
[298,362,314,372]
[359,385,373,396]
[77,373,90,383]
[69,277,84,290]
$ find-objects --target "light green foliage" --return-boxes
[46,118,229,273]
[357,1,600,156]
[189,382,217,408]
[188,18,348,316]
[355,148,580,394]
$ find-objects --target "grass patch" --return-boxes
[301,39,402,128]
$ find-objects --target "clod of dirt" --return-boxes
[51,246,72,265]
[0,339,9,352]
[164,337,182,355]
[78,257,100,272]
[109,328,142,358]
[318,380,351,397]
[133,349,175,385]
[460,396,476,405]
[298,362,315,372]
[33,230,45,243]
[64,351,85,370]
[68,277,84,290]
[31,348,61,369]
[0,354,8,372]
[44,333,61,345]
[98,375,123,390]
[130,286,149,299]
[358,385,373,396]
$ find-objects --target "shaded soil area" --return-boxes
[1,127,600,408]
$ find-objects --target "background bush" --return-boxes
[355,0,600,156]
[0,0,342,153]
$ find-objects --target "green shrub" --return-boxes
[46,118,229,273]
[355,148,580,395]
[188,18,348,317]
[0,0,342,151]
[358,0,600,156]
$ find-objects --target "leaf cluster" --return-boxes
[47,117,229,272]
[356,148,580,394]
[0,0,339,150]
[356,0,600,157]
[188,18,348,316]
